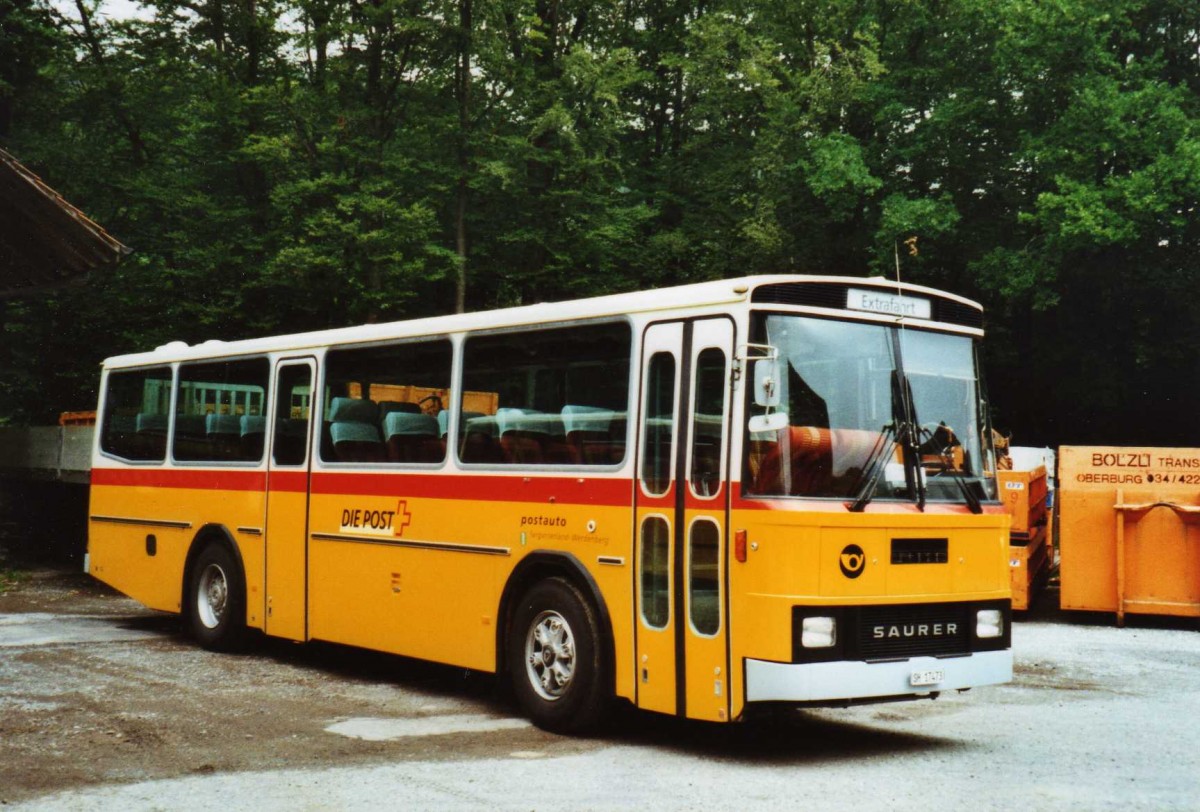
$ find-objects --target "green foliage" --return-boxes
[1,0,1198,443]
[0,568,29,594]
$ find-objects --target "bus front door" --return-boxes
[635,319,733,721]
[263,358,316,641]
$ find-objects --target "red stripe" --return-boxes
[636,484,729,512]
[268,471,309,493]
[683,484,725,510]
[91,467,266,491]
[731,492,1008,515]
[310,471,634,506]
[89,468,1004,515]
[92,466,634,507]
[636,484,674,510]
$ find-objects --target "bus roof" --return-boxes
[101,274,983,368]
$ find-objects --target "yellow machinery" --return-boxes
[1059,446,1200,624]
[999,466,1051,610]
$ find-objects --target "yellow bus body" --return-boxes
[87,275,1013,728]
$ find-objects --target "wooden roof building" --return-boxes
[0,148,129,297]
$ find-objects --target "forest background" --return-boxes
[1,0,1198,447]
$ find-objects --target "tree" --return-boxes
[1,0,1197,446]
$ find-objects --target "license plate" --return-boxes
[910,669,945,687]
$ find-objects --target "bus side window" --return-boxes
[688,519,721,636]
[640,516,671,629]
[273,368,312,466]
[690,347,727,497]
[641,352,675,493]
[99,366,173,462]
[458,322,631,467]
[173,358,271,463]
[322,339,452,465]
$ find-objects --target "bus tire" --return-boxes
[508,577,607,734]
[185,543,247,652]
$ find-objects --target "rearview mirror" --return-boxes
[753,358,781,408]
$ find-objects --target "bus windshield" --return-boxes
[745,313,996,504]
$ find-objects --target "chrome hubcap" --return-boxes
[196,563,228,629]
[525,610,575,701]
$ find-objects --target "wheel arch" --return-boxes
[497,551,615,690]
[181,523,248,615]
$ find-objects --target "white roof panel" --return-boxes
[102,274,982,368]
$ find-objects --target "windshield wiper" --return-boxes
[846,420,897,512]
[848,370,908,512]
[916,423,983,514]
[898,376,926,511]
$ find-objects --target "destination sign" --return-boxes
[846,288,932,320]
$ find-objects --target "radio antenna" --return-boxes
[894,239,902,289]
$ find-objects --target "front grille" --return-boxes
[796,599,1012,662]
[857,603,970,660]
[752,282,985,330]
[793,600,1006,663]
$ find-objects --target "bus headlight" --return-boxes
[976,608,1004,639]
[801,616,837,648]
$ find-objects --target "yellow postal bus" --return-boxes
[87,275,1012,731]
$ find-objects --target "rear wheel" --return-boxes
[186,543,247,651]
[509,577,608,734]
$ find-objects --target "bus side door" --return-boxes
[263,358,316,641]
[635,318,733,721]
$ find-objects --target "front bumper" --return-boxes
[745,649,1012,703]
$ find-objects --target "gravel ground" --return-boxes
[1,571,1198,811]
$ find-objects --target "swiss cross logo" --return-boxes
[395,500,413,537]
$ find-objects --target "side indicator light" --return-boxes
[735,530,748,563]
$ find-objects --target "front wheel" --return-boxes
[185,543,247,651]
[508,577,608,734]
